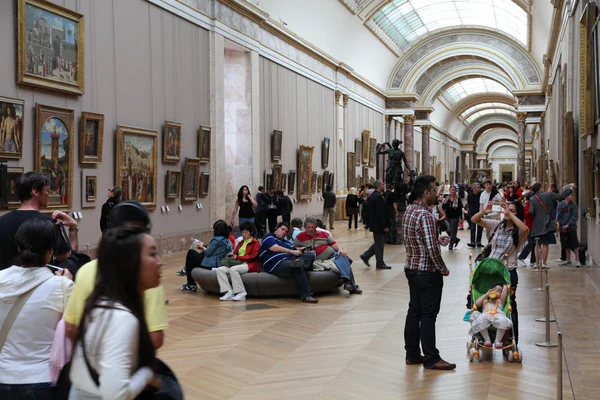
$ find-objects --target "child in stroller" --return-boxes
[469,283,512,349]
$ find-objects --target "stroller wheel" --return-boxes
[507,350,514,362]
[514,348,522,363]
[466,341,472,354]
[469,348,475,362]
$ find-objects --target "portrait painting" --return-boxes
[467,168,493,184]
[329,173,334,189]
[266,174,273,191]
[317,175,322,193]
[116,125,158,210]
[199,172,210,197]
[79,112,103,163]
[182,157,200,201]
[322,170,329,192]
[354,139,361,166]
[361,130,370,164]
[166,170,181,199]
[281,173,287,192]
[198,126,211,163]
[297,145,314,201]
[6,167,24,209]
[362,166,369,185]
[0,97,25,160]
[369,138,377,167]
[311,172,318,193]
[288,170,296,195]
[347,152,356,190]
[18,0,85,95]
[85,175,96,202]
[35,103,74,210]
[322,137,330,168]
[272,164,282,191]
[272,130,282,161]
[163,121,181,163]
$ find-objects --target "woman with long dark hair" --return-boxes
[69,226,163,399]
[229,185,257,237]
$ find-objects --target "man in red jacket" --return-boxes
[517,192,536,266]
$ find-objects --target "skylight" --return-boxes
[440,78,513,106]
[371,0,529,50]
[461,102,516,120]
[464,108,516,123]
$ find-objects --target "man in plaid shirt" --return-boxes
[402,175,456,370]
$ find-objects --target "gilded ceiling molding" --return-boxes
[463,115,520,142]
[335,90,343,104]
[403,114,416,124]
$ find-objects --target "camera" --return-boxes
[491,204,501,212]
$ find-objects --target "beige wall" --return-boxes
[0,0,210,249]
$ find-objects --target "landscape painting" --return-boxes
[297,145,314,201]
[116,125,157,210]
[0,97,24,160]
[79,112,103,163]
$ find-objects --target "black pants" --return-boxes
[510,268,519,344]
[362,232,386,266]
[269,252,316,298]
[185,250,205,286]
[469,219,483,244]
[255,212,266,238]
[518,236,537,264]
[387,212,397,243]
[404,270,443,368]
[448,217,459,246]
[348,213,358,229]
[266,211,278,233]
[0,383,53,400]
[281,213,291,226]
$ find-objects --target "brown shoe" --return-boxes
[424,359,456,370]
[405,355,424,365]
[302,296,319,303]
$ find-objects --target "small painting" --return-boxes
[281,173,287,192]
[317,175,322,193]
[198,126,210,163]
[18,0,85,95]
[329,173,334,189]
[369,138,377,167]
[199,172,210,197]
[35,103,75,210]
[467,168,493,184]
[85,175,96,202]
[79,112,103,164]
[347,152,355,189]
[354,139,361,166]
[266,174,272,190]
[322,137,330,168]
[362,166,369,186]
[116,125,158,210]
[6,167,24,209]
[311,172,318,193]
[322,170,330,192]
[0,97,24,160]
[297,145,314,201]
[361,130,370,164]
[182,157,200,201]
[163,121,181,163]
[272,130,282,161]
[166,170,180,199]
[288,170,296,195]
[272,164,282,191]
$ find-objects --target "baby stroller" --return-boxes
[465,258,522,363]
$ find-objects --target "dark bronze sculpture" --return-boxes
[377,139,416,211]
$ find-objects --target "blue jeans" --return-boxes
[333,253,358,290]
[0,382,53,400]
[237,217,255,237]
[269,252,316,298]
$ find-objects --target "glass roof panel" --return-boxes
[440,78,513,106]
[460,102,515,119]
[371,0,528,50]
[465,109,516,123]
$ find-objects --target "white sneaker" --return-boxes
[576,262,581,268]
[542,264,550,269]
[555,258,564,263]
[518,259,527,267]
[559,261,571,266]
[220,290,234,301]
[232,291,247,301]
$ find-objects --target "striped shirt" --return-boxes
[259,234,296,273]
[402,201,449,275]
[479,219,517,269]
[294,231,335,260]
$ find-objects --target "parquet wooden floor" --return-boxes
[156,222,595,399]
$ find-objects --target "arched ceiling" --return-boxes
[453,93,518,115]
[464,115,520,142]
[477,130,519,153]
[488,142,518,158]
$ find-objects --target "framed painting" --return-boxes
[311,172,318,193]
[85,175,96,202]
[79,112,103,164]
[347,152,355,189]
[166,170,181,199]
[272,130,282,161]
[116,125,158,210]
[0,97,25,160]
[288,170,296,195]
[18,0,85,96]
[198,126,211,163]
[199,172,210,197]
[297,145,314,201]
[361,130,370,164]
[328,173,334,189]
[272,164,282,191]
[6,167,24,209]
[354,139,362,166]
[80,169,94,209]
[317,175,322,193]
[281,173,287,192]
[369,138,377,167]
[35,103,74,211]
[322,137,330,168]
[322,170,330,192]
[266,174,273,190]
[182,157,200,201]
[362,166,369,185]
[163,121,181,163]
[467,168,493,184]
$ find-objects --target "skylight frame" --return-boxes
[461,103,516,121]
[440,78,513,106]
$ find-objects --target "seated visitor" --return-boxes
[217,221,260,301]
[294,217,362,294]
[288,218,303,242]
[259,222,319,303]
[182,220,232,292]
[469,283,513,349]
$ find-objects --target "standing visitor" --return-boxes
[229,185,257,237]
[276,190,293,225]
[261,186,279,234]
[255,185,265,238]
[345,187,360,229]
[359,180,391,269]
[466,183,483,248]
[556,189,580,267]
[442,186,463,250]
[479,180,502,242]
[100,186,122,232]
[322,185,337,230]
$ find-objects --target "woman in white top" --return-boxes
[69,226,163,400]
[0,218,74,400]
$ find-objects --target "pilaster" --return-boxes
[210,32,226,223]
[403,114,415,170]
[516,112,527,185]
[421,124,431,175]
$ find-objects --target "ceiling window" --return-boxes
[440,78,513,106]
[371,0,529,50]
[464,108,516,123]
[461,102,516,121]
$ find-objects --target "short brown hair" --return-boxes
[111,186,122,199]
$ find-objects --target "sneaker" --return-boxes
[518,259,527,267]
[467,243,475,248]
[542,264,550,270]
[220,290,234,301]
[232,291,247,301]
[181,283,197,292]
[176,266,187,276]
[576,262,581,268]
[558,260,571,266]
[476,243,485,248]
[555,258,565,263]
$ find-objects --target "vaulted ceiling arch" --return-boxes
[477,131,519,153]
[453,93,518,116]
[465,115,520,142]
[488,142,519,158]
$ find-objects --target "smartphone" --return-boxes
[46,264,64,272]
[492,204,501,212]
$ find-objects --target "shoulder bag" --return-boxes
[474,222,502,263]
[0,284,44,353]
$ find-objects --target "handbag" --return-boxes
[474,223,502,263]
[220,256,243,267]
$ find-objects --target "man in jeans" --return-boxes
[322,185,336,230]
[402,175,455,370]
[360,180,391,269]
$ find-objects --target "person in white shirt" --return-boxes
[69,226,164,400]
[479,180,503,242]
[0,218,74,400]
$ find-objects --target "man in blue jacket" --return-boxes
[556,189,580,267]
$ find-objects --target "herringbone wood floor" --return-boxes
[156,222,594,399]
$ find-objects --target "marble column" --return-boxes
[516,112,527,186]
[385,115,392,144]
[403,114,415,170]
[210,32,225,224]
[334,90,344,194]
[394,119,399,141]
[421,124,431,175]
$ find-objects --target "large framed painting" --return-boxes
[361,130,370,164]
[79,112,103,164]
[272,164,282,191]
[467,168,493,184]
[281,173,287,192]
[198,126,210,163]
[354,139,362,166]
[166,170,180,199]
[0,97,24,160]
[288,170,296,195]
[311,172,318,193]
[297,145,314,201]
[6,167,24,209]
[35,103,74,210]
[199,172,210,198]
[369,138,377,167]
[322,137,330,168]
[163,121,181,163]
[18,0,85,96]
[272,130,282,161]
[116,125,157,210]
[347,152,356,189]
[182,157,200,201]
[322,170,330,192]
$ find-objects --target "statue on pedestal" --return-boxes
[377,139,416,212]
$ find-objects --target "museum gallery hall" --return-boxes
[0,0,599,399]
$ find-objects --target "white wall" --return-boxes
[530,0,555,70]
[429,99,467,140]
[489,145,518,182]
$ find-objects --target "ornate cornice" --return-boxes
[335,90,343,104]
[342,93,350,107]
[403,114,416,124]
[546,84,553,98]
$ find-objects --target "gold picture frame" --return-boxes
[85,175,96,202]
[35,103,74,211]
[317,175,323,193]
[311,172,318,193]
[199,172,210,197]
[369,138,377,167]
[166,170,181,199]
[0,96,25,160]
[198,126,211,163]
[163,121,181,163]
[272,164,282,191]
[79,112,104,164]
[347,152,356,189]
[354,139,362,166]
[297,145,314,201]
[6,167,25,209]
[18,0,85,96]
[116,125,158,210]
[182,157,200,201]
[281,173,287,192]
[361,130,370,164]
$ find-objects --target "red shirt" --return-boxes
[524,201,533,231]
